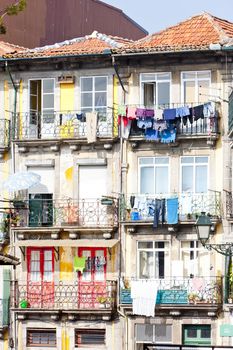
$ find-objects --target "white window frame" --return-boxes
[28,78,55,115]
[180,156,209,194]
[140,72,171,108]
[138,157,170,195]
[181,70,211,104]
[137,241,170,279]
[180,240,210,277]
[80,75,108,114]
[135,324,172,344]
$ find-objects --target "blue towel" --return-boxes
[164,108,176,120]
[145,129,160,141]
[160,128,176,143]
[166,197,178,224]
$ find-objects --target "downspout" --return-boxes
[5,60,18,350]
[112,56,129,350]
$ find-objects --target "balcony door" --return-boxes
[78,165,108,226]
[29,79,55,139]
[78,247,107,308]
[27,248,54,308]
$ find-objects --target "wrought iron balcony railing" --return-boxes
[12,111,116,141]
[225,191,233,218]
[11,198,118,228]
[0,298,9,327]
[120,276,222,305]
[11,280,117,311]
[129,102,219,138]
[121,192,221,223]
[0,119,10,148]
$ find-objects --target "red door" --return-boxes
[78,247,107,309]
[27,248,54,308]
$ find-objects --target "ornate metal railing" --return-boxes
[11,280,117,310]
[121,192,221,222]
[225,191,233,218]
[129,102,219,138]
[11,198,118,228]
[0,119,10,148]
[12,111,115,141]
[0,298,9,327]
[120,276,223,305]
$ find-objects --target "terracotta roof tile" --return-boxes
[117,13,233,54]
[4,31,133,59]
[0,41,26,56]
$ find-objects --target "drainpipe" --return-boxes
[5,60,18,174]
[5,61,18,350]
[117,309,128,350]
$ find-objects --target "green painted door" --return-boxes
[29,194,53,227]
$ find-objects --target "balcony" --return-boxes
[128,102,219,144]
[11,198,118,231]
[12,111,117,144]
[226,191,233,219]
[0,298,9,329]
[0,119,10,156]
[11,280,117,316]
[120,276,222,314]
[121,192,221,225]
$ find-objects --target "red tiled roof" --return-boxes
[0,41,26,56]
[4,32,133,59]
[117,13,233,54]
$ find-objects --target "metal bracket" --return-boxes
[19,246,25,260]
[54,247,60,261]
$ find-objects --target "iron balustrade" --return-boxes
[121,193,221,222]
[12,111,116,141]
[11,198,118,228]
[11,280,117,310]
[143,345,233,350]
[225,191,233,218]
[129,102,219,138]
[120,276,223,305]
[0,119,10,148]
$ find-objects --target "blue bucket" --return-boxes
[131,211,140,221]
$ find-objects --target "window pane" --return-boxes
[140,167,154,194]
[43,79,54,93]
[201,328,211,338]
[182,166,193,192]
[143,83,155,107]
[198,80,210,103]
[187,328,197,338]
[157,73,170,80]
[181,157,194,164]
[139,158,154,165]
[184,81,195,103]
[195,166,207,192]
[81,93,92,107]
[136,324,153,342]
[155,167,168,193]
[95,77,107,91]
[43,95,54,109]
[141,73,155,82]
[95,92,106,107]
[157,82,170,106]
[155,157,169,164]
[81,77,92,92]
[138,242,153,249]
[154,325,172,342]
[139,251,154,278]
[197,71,211,79]
[195,157,208,163]
[182,72,196,80]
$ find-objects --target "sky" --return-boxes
[104,0,233,34]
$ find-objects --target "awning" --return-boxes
[0,253,20,265]
[15,239,119,248]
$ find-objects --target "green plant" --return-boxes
[96,296,108,304]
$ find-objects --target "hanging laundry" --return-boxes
[193,105,204,121]
[127,107,137,119]
[163,108,176,120]
[176,106,190,118]
[118,105,127,117]
[154,109,164,120]
[160,127,176,143]
[203,102,215,117]
[136,108,146,118]
[166,197,179,224]
[131,280,158,317]
[73,256,87,273]
[121,120,132,139]
[145,109,154,117]
[145,129,160,141]
[76,113,86,122]
[137,117,153,129]
[153,120,167,131]
[86,112,98,143]
[153,199,166,228]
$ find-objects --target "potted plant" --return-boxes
[228,294,233,304]
[188,292,199,304]
[20,299,29,309]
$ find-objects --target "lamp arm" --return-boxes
[204,243,233,256]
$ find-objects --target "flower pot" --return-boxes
[20,300,28,309]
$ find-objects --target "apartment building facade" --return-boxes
[0,12,233,350]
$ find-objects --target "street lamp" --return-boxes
[195,212,233,256]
